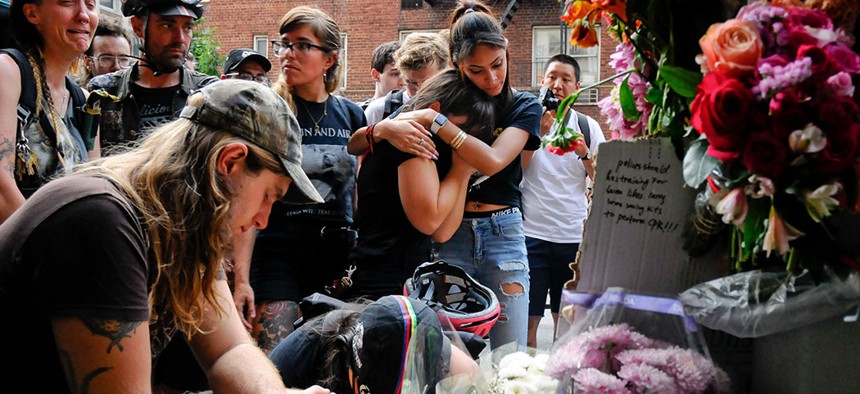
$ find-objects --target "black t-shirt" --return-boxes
[0,175,153,392]
[131,83,182,134]
[264,94,366,231]
[467,90,542,208]
[349,136,452,266]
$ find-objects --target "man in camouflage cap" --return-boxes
[0,79,326,393]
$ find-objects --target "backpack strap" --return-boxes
[1,48,37,130]
[575,110,591,150]
[382,89,404,120]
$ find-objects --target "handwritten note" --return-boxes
[577,138,721,295]
[602,152,679,234]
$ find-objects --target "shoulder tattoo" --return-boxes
[81,317,142,353]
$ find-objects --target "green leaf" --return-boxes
[682,137,720,187]
[645,86,662,105]
[741,199,769,261]
[619,75,641,122]
[660,65,703,98]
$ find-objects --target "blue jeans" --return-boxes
[434,211,530,349]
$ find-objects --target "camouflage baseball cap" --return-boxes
[179,79,323,205]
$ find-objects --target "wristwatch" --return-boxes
[430,113,448,135]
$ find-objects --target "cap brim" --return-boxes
[153,4,198,18]
[228,54,272,73]
[281,159,324,205]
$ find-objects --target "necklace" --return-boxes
[299,96,328,132]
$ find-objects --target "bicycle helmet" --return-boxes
[404,260,500,338]
[122,0,203,19]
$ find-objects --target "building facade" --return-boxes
[201,0,617,135]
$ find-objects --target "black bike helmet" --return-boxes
[404,261,500,338]
[122,0,203,19]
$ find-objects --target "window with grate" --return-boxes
[532,25,601,104]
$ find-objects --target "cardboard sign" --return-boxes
[577,138,722,294]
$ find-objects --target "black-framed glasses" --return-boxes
[225,71,270,85]
[90,55,135,69]
[271,40,329,57]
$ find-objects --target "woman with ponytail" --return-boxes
[392,0,542,350]
[0,0,100,223]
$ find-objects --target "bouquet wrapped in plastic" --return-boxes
[546,288,730,393]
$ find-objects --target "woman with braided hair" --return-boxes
[0,0,100,223]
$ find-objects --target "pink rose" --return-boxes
[691,72,754,160]
[826,72,855,97]
[743,131,788,179]
[699,19,764,78]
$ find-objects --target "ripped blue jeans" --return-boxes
[434,210,530,350]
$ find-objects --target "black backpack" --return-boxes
[572,109,592,152]
[1,48,93,150]
[381,89,405,120]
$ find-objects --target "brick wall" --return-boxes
[202,0,618,139]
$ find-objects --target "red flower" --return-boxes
[770,88,810,138]
[797,44,838,83]
[691,72,754,160]
[811,122,859,174]
[742,131,788,179]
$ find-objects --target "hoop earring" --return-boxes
[323,73,328,84]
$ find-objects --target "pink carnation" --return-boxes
[573,368,631,393]
[617,363,678,394]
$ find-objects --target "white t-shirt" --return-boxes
[521,111,605,243]
[363,90,412,124]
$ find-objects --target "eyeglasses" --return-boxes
[90,55,135,69]
[271,40,329,57]
[225,71,270,85]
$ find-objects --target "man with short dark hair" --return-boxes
[357,41,403,110]
[521,54,605,349]
[221,48,272,86]
[362,32,448,124]
[87,0,217,155]
[81,14,133,86]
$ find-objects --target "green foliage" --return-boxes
[190,18,224,76]
[682,136,720,188]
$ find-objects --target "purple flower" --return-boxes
[573,368,631,394]
[752,57,813,99]
[545,324,654,378]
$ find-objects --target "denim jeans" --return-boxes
[434,211,530,350]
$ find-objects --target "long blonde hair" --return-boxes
[76,100,285,336]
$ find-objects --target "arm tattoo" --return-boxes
[58,349,113,394]
[0,138,14,174]
[81,317,142,353]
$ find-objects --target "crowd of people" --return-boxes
[0,0,603,392]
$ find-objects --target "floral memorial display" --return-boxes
[545,288,730,394]
[532,0,860,390]
[685,1,860,277]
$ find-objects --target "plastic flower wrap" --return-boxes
[683,0,860,278]
[547,288,730,393]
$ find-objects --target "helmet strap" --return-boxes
[137,11,181,77]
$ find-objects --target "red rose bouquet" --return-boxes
[685,0,860,277]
